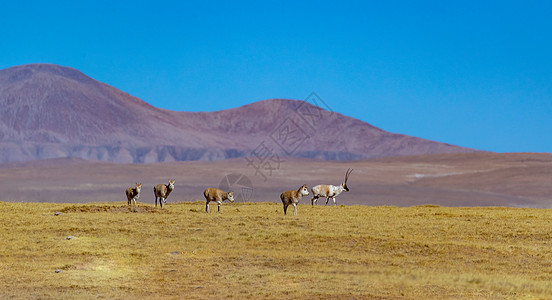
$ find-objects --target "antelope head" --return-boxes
[168,179,175,190]
[341,168,353,192]
[136,183,142,193]
[299,184,309,196]
[227,191,235,202]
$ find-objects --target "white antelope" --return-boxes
[125,183,142,205]
[280,184,309,216]
[311,169,353,206]
[204,188,234,213]
[154,179,175,208]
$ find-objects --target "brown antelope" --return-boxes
[204,188,234,213]
[311,169,353,206]
[154,179,175,208]
[280,184,309,216]
[125,183,142,205]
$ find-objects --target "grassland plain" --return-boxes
[1,201,552,299]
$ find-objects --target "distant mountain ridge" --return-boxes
[0,63,476,163]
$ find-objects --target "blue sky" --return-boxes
[1,1,551,152]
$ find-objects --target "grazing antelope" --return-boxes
[154,179,175,208]
[280,184,309,216]
[204,188,234,213]
[311,168,353,206]
[125,183,142,205]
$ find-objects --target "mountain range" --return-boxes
[0,64,475,163]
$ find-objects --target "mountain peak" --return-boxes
[0,63,94,84]
[239,98,318,110]
[0,64,476,163]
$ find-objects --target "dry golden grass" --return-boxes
[1,201,552,299]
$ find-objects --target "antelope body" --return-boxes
[125,183,142,205]
[204,188,234,213]
[280,184,309,215]
[311,169,353,206]
[154,179,175,208]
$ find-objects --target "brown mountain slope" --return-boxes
[203,99,475,160]
[0,63,475,163]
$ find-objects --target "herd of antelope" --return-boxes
[125,169,353,216]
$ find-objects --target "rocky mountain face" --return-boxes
[0,64,475,163]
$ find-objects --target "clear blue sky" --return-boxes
[1,1,551,153]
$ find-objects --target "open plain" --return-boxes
[1,201,552,299]
[0,152,551,207]
[1,152,552,299]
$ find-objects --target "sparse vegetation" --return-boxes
[1,201,552,299]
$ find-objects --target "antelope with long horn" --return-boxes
[154,179,175,208]
[311,169,353,206]
[280,184,309,215]
[125,183,142,206]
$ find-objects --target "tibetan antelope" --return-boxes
[311,168,353,206]
[125,183,142,205]
[280,184,309,216]
[203,188,234,213]
[154,179,175,208]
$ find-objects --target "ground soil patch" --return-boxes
[60,204,167,213]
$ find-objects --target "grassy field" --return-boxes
[1,201,552,299]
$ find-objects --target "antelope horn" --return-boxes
[345,168,353,183]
